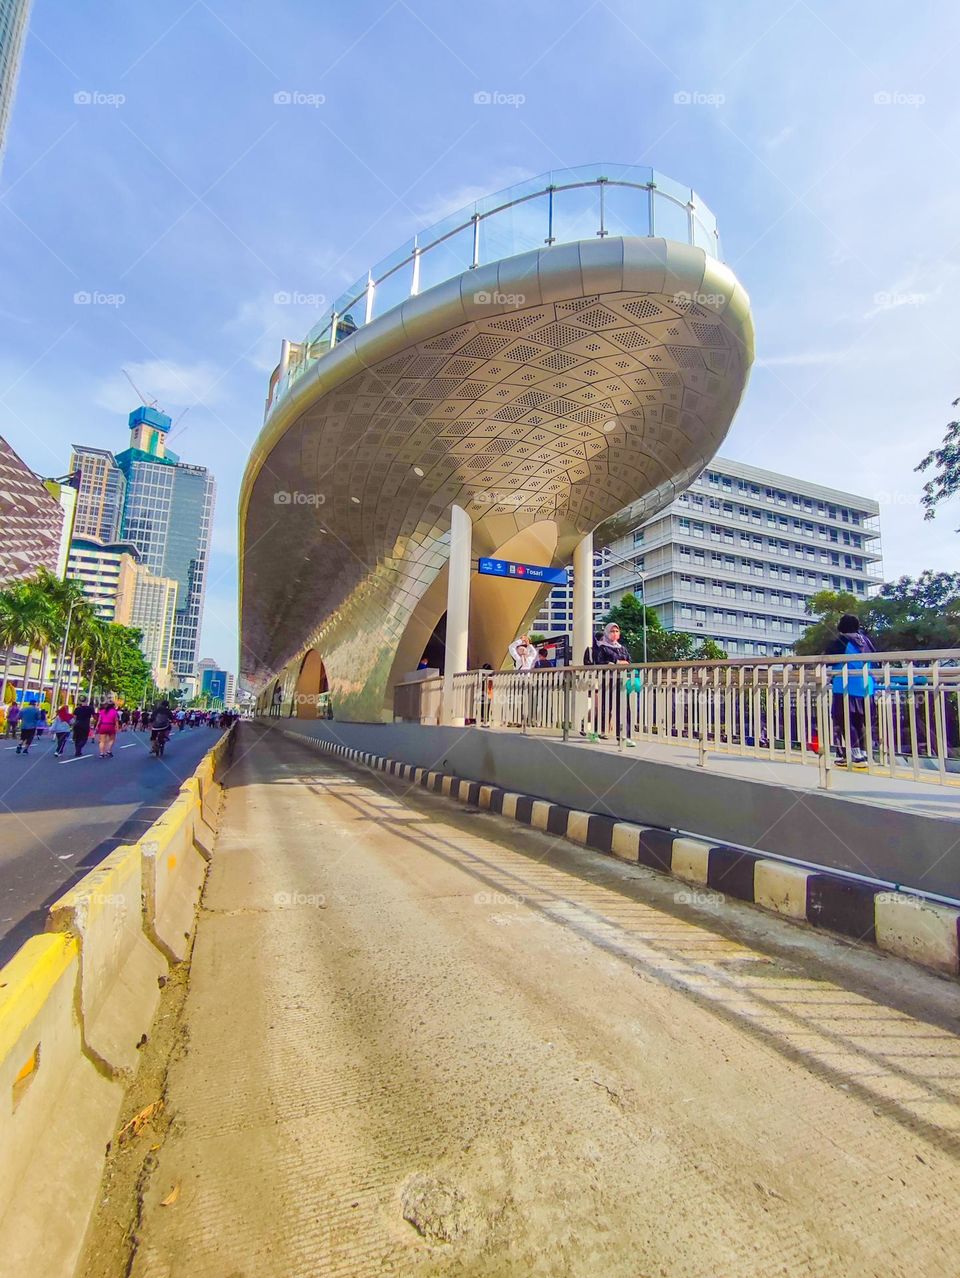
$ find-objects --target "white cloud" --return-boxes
[763,125,794,150]
[95,359,226,414]
[413,166,535,228]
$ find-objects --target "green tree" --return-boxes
[917,398,960,525]
[795,576,960,654]
[794,590,865,655]
[598,593,727,662]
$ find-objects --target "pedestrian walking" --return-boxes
[94,700,120,758]
[52,705,73,756]
[15,701,40,755]
[6,701,20,738]
[36,705,48,739]
[71,700,94,756]
[119,706,131,732]
[825,613,876,768]
[131,707,141,732]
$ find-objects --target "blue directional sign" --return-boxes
[477,557,568,586]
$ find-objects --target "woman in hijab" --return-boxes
[590,623,634,743]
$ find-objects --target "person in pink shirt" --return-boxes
[95,700,120,758]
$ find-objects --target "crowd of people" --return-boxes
[505,616,877,765]
[1,698,238,759]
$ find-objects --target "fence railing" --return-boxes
[265,163,721,415]
[447,652,960,789]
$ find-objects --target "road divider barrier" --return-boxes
[0,724,235,1277]
[46,841,167,1078]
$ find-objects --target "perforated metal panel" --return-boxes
[241,241,753,720]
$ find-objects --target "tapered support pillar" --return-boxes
[442,503,472,724]
[572,532,594,665]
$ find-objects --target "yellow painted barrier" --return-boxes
[46,843,167,1079]
[140,792,208,963]
[0,935,122,1276]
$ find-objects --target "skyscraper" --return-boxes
[0,0,32,172]
[0,435,63,584]
[114,408,215,683]
[69,445,126,541]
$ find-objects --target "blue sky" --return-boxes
[2,0,958,675]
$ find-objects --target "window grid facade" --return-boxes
[601,457,882,657]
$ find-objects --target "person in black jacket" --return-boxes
[591,624,634,743]
[71,700,95,757]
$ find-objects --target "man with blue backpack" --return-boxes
[826,613,876,768]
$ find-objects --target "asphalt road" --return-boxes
[88,724,960,1278]
[0,723,223,966]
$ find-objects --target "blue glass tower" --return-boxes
[0,0,33,173]
[116,408,215,683]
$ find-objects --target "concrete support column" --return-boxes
[442,503,472,725]
[572,531,594,665]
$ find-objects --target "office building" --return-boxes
[530,555,610,650]
[0,435,64,585]
[126,568,179,689]
[67,534,142,621]
[70,445,126,541]
[0,0,32,171]
[200,667,229,704]
[111,407,215,683]
[601,457,882,657]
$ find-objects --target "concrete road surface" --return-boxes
[91,724,960,1277]
[0,725,222,965]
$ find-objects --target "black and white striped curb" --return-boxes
[274,726,960,980]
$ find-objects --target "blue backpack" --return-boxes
[831,636,874,698]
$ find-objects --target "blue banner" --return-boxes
[477,557,568,586]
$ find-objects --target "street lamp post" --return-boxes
[595,546,649,664]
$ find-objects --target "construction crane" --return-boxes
[121,368,160,410]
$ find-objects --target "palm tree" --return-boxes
[0,579,49,698]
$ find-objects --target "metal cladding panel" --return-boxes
[241,238,754,721]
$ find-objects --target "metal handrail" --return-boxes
[446,653,960,789]
[266,164,721,415]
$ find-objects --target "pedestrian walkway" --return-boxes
[112,725,960,1277]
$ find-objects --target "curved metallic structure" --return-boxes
[240,167,754,721]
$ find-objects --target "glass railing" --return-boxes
[268,164,721,414]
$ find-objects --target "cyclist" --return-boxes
[149,701,173,757]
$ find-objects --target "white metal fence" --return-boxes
[450,652,960,789]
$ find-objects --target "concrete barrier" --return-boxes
[46,843,167,1079]
[179,775,218,861]
[140,793,208,963]
[0,934,122,1276]
[0,725,235,1275]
